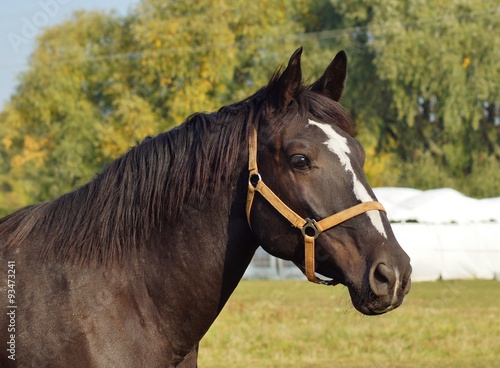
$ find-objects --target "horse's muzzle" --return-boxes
[352,258,412,315]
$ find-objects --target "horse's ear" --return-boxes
[265,47,303,112]
[310,50,347,101]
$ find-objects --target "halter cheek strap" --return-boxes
[246,127,386,285]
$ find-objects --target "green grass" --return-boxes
[199,280,499,367]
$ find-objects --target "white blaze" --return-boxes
[308,119,387,238]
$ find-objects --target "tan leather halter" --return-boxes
[245,126,386,285]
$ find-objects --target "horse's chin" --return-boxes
[293,261,405,315]
[347,286,404,316]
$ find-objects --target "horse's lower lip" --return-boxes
[370,305,395,314]
[347,286,403,315]
[353,304,395,316]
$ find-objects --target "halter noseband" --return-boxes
[245,127,386,285]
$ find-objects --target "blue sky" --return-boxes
[0,0,139,108]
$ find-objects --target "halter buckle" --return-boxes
[301,218,320,239]
[249,173,262,188]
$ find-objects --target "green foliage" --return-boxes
[0,11,146,211]
[367,0,500,175]
[1,0,499,215]
[464,156,500,198]
[328,0,500,196]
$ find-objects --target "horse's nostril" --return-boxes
[370,263,395,297]
[374,264,390,283]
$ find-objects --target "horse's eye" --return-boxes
[290,154,310,170]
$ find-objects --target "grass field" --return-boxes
[199,279,499,368]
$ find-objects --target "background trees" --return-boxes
[366,0,500,196]
[1,0,499,215]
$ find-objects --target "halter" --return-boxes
[245,126,386,285]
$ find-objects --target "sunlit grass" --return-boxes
[199,280,499,367]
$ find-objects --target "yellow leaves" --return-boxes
[11,135,49,169]
[99,94,159,159]
[160,77,172,86]
[98,125,127,158]
[168,79,219,123]
[0,183,32,216]
[154,39,162,48]
[462,56,471,69]
[363,146,399,188]
[2,136,12,150]
[24,135,42,151]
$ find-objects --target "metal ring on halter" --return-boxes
[301,218,320,239]
[249,173,262,188]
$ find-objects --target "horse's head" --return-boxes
[248,48,411,315]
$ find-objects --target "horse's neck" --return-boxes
[142,172,257,347]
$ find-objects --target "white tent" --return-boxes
[373,188,500,281]
[374,187,500,224]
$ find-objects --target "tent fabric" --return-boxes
[391,223,500,281]
[373,187,500,224]
[375,188,500,281]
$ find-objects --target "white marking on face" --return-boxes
[308,119,387,238]
[391,269,400,305]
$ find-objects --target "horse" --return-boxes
[0,48,411,367]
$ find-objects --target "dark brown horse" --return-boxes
[0,48,411,367]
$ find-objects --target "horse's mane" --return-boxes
[0,76,353,265]
[0,100,255,264]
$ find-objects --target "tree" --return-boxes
[0,11,157,212]
[0,0,317,215]
[329,0,500,195]
[368,0,500,189]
